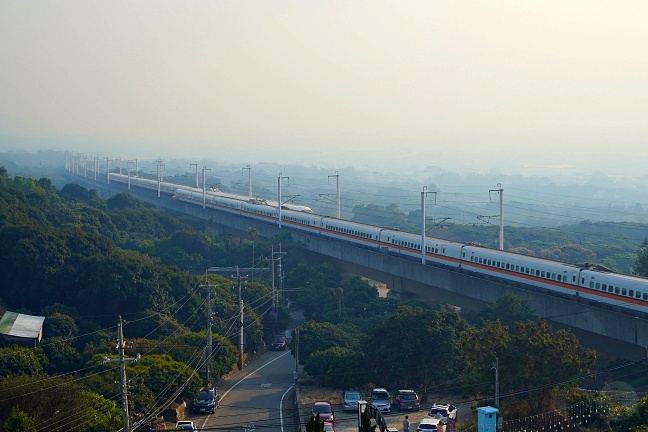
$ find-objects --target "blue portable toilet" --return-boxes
[477,406,499,432]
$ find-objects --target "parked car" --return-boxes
[342,390,363,412]
[370,388,391,412]
[417,418,441,431]
[270,335,288,350]
[192,387,219,414]
[428,404,451,422]
[393,389,420,411]
[175,420,195,431]
[311,401,335,423]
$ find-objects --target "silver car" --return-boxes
[342,390,363,412]
[370,388,391,412]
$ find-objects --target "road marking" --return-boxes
[280,383,295,432]
[220,351,291,400]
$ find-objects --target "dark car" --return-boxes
[311,401,334,423]
[270,335,288,350]
[393,389,420,411]
[192,388,218,414]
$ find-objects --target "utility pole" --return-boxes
[198,277,215,386]
[231,268,248,370]
[328,171,340,218]
[294,326,299,380]
[202,166,211,209]
[190,162,199,188]
[105,158,112,184]
[156,159,164,198]
[270,244,286,310]
[420,187,437,264]
[127,160,134,189]
[489,184,504,250]
[492,357,500,408]
[271,245,276,310]
[102,316,141,432]
[277,173,289,228]
[242,165,252,197]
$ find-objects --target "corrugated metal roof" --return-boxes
[0,311,45,339]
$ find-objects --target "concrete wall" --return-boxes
[68,173,648,359]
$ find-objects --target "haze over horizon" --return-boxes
[1,2,647,176]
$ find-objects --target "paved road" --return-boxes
[198,349,296,431]
[185,309,306,431]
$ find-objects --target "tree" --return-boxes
[106,192,142,210]
[0,346,44,376]
[459,320,597,418]
[292,320,359,365]
[364,305,465,390]
[305,413,324,432]
[361,410,377,432]
[476,292,536,328]
[4,406,36,432]
[632,238,648,276]
[38,337,82,374]
[0,374,121,431]
[304,346,367,388]
[43,312,79,338]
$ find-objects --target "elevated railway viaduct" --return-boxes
[68,173,648,360]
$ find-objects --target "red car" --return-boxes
[311,401,334,423]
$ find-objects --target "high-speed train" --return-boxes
[108,172,648,315]
[108,173,314,213]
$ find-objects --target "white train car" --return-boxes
[380,229,464,267]
[461,245,582,296]
[579,269,648,312]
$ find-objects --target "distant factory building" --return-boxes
[0,311,45,347]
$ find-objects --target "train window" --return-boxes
[541,271,545,278]
[636,292,642,299]
[608,286,614,293]
[479,258,483,264]
[506,263,510,270]
[629,290,634,297]
[614,287,620,294]
[515,265,519,271]
[536,270,540,276]
[593,282,598,289]
[644,293,648,301]
[622,289,627,296]
[602,284,606,291]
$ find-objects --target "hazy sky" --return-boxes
[1,1,647,172]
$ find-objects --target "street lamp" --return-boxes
[357,400,367,432]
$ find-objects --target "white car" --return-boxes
[175,420,195,431]
[417,417,441,431]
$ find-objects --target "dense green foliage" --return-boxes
[0,170,281,430]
